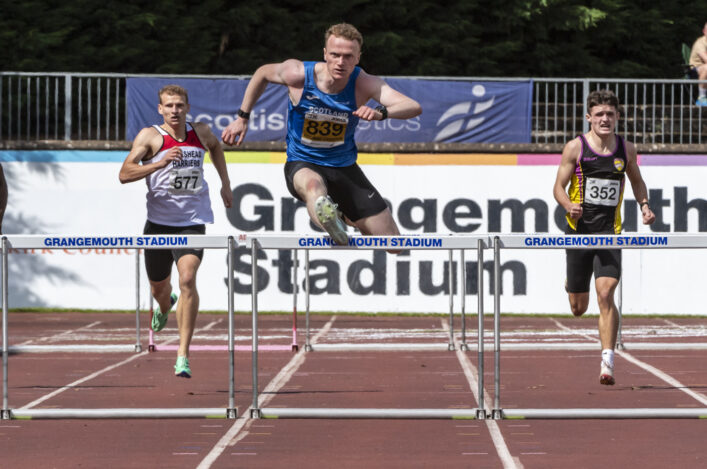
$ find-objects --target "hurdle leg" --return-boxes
[476,238,486,419]
[2,237,9,419]
[291,249,299,352]
[304,249,312,352]
[492,236,502,420]
[148,295,155,352]
[251,240,261,418]
[227,237,237,418]
[447,249,455,351]
[460,249,468,351]
[134,248,142,352]
[616,274,625,350]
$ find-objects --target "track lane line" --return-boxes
[551,318,707,405]
[442,319,522,469]
[196,315,337,469]
[18,319,223,410]
[16,321,102,346]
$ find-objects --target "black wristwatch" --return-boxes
[237,108,250,120]
[375,105,388,120]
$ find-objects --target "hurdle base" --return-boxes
[8,407,237,419]
[258,407,480,419]
[304,343,460,352]
[499,408,707,419]
[8,344,140,354]
[292,344,299,352]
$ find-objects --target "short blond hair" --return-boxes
[158,84,189,104]
[324,23,363,48]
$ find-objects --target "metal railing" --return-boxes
[534,78,707,145]
[2,72,706,144]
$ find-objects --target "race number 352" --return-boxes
[585,178,620,206]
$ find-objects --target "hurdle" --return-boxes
[490,233,707,420]
[246,234,490,419]
[146,248,300,353]
[1,235,238,420]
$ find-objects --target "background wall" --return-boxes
[2,151,705,314]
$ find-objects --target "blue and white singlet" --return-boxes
[286,61,361,167]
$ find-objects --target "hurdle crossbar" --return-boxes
[492,233,707,419]
[247,234,489,419]
[2,235,238,420]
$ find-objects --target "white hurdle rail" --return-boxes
[1,234,238,420]
[491,233,707,420]
[246,234,490,420]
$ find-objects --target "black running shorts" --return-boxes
[284,161,388,222]
[565,226,621,293]
[143,220,205,282]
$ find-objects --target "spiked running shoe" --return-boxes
[174,356,191,378]
[599,360,615,385]
[314,195,348,246]
[151,292,177,332]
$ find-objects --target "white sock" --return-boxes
[701,88,706,98]
[601,349,614,368]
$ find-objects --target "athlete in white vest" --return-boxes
[120,84,232,378]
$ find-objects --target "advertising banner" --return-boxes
[126,77,532,143]
[2,151,706,315]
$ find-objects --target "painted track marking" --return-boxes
[18,319,222,410]
[552,318,707,405]
[196,316,337,469]
[442,319,523,469]
[17,321,102,345]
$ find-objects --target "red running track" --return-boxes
[1,312,706,468]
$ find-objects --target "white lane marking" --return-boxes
[17,321,102,345]
[551,318,707,405]
[442,320,522,469]
[196,316,337,469]
[19,319,221,409]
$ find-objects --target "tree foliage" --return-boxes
[2,0,706,78]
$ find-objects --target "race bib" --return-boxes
[585,178,620,206]
[301,111,348,148]
[168,168,203,195]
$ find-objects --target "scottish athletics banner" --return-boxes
[126,77,533,143]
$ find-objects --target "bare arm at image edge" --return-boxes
[0,165,7,235]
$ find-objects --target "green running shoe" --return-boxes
[151,292,177,332]
[174,356,191,378]
[314,195,348,246]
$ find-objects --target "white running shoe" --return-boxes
[314,195,348,246]
[599,360,615,385]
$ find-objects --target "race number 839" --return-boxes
[585,178,620,206]
[301,113,348,148]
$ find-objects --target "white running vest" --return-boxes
[144,123,213,226]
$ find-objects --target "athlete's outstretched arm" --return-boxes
[553,138,583,222]
[221,60,305,146]
[353,72,422,121]
[0,164,7,234]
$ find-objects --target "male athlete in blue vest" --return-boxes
[221,23,421,247]
[554,90,655,386]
